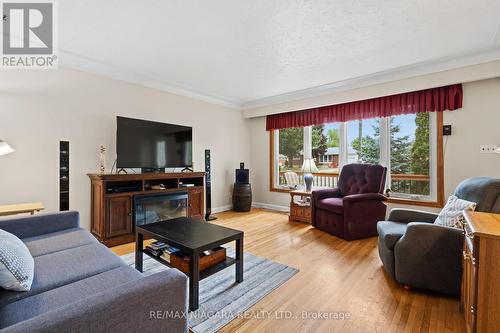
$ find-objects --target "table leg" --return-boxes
[189,251,200,311]
[236,237,244,283]
[135,232,143,272]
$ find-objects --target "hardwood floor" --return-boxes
[111,209,465,333]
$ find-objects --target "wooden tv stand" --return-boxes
[88,172,205,247]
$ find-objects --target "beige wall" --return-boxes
[0,68,250,229]
[249,78,500,212]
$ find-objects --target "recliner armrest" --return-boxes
[388,208,438,224]
[312,188,341,201]
[343,193,387,202]
[394,222,464,295]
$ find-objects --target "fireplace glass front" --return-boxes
[134,192,188,226]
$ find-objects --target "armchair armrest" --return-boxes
[343,193,387,202]
[312,188,341,201]
[2,269,188,333]
[388,208,438,224]
[395,222,464,295]
[0,211,80,239]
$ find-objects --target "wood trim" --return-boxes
[269,130,276,192]
[269,111,445,208]
[387,197,442,208]
[436,111,445,207]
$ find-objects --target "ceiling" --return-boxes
[57,0,500,109]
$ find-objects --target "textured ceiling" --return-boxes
[57,0,500,107]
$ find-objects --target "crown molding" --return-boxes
[241,47,500,112]
[58,49,242,109]
[58,46,500,113]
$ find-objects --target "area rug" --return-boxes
[121,248,298,333]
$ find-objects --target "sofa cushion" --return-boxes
[0,243,124,306]
[0,266,143,329]
[316,198,344,214]
[377,221,408,250]
[22,228,98,257]
[0,230,34,291]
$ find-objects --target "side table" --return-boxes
[0,202,45,217]
[289,190,312,223]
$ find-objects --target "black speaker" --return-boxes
[59,141,69,211]
[204,149,217,221]
[235,162,249,184]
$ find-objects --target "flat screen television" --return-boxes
[116,116,192,170]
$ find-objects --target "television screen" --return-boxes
[116,116,192,169]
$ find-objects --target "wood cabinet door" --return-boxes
[188,189,203,219]
[105,196,133,238]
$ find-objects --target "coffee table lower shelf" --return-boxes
[142,249,237,280]
[135,218,244,311]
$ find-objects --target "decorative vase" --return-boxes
[304,173,313,192]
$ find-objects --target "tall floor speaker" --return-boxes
[59,141,69,211]
[204,149,217,221]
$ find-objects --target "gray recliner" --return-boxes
[377,177,500,296]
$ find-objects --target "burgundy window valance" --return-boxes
[266,84,463,130]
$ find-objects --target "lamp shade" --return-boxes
[301,158,319,173]
[0,140,15,156]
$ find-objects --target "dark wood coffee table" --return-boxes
[135,217,244,311]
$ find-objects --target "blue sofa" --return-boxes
[0,211,188,332]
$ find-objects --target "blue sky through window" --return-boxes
[322,114,417,143]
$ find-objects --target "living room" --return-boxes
[1,1,500,333]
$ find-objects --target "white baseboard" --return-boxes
[211,203,290,214]
[252,202,290,212]
[212,205,232,214]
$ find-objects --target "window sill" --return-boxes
[387,197,443,208]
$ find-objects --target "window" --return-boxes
[346,119,380,164]
[389,113,433,198]
[277,127,304,187]
[318,123,340,172]
[270,112,443,206]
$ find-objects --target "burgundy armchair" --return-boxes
[312,163,388,240]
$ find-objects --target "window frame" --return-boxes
[269,111,445,207]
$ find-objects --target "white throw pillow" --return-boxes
[434,195,477,229]
[0,229,34,291]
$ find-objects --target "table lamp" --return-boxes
[301,158,319,192]
[0,140,14,156]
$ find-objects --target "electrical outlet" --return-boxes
[479,144,498,154]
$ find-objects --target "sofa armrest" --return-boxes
[388,208,438,224]
[343,193,387,202]
[2,269,188,333]
[312,188,341,201]
[0,211,80,239]
[395,222,464,295]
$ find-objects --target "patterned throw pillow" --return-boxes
[0,229,34,291]
[434,195,477,229]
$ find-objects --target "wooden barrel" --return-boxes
[232,183,252,212]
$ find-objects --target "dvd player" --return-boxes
[106,185,142,194]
